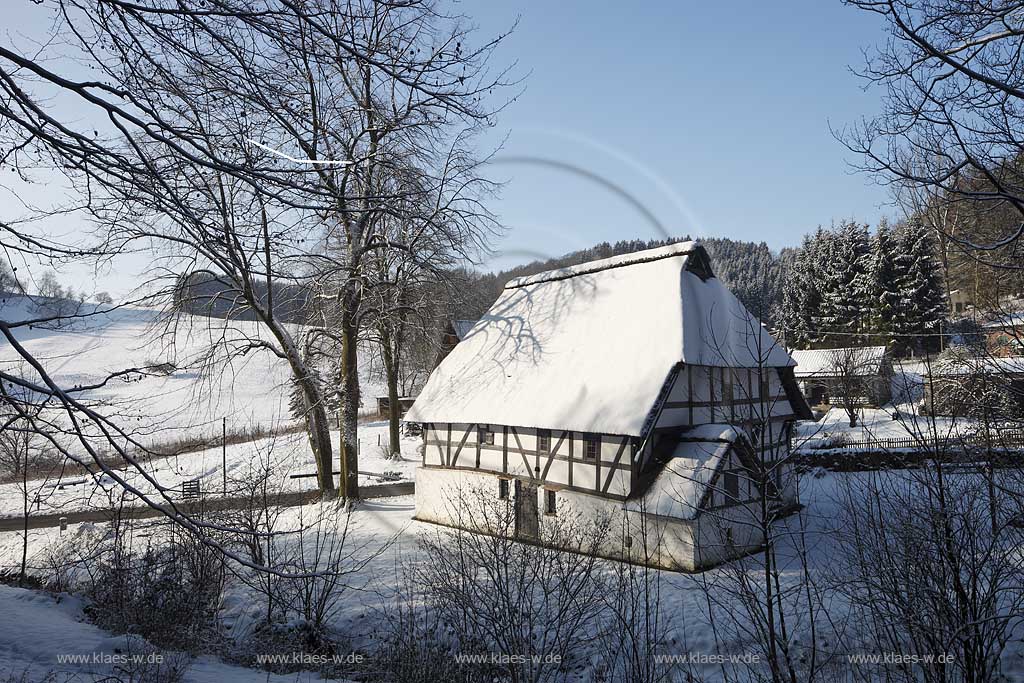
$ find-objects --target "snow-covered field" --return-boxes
[0,295,416,517]
[794,405,972,449]
[0,294,389,435]
[0,296,300,438]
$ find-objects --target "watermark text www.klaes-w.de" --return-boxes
[653,652,762,665]
[254,652,365,666]
[56,653,164,666]
[847,652,955,666]
[455,652,563,666]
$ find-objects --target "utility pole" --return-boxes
[222,417,227,496]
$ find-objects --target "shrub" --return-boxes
[84,527,225,653]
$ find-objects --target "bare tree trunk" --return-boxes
[20,457,28,586]
[380,329,402,458]
[266,316,335,494]
[295,369,335,495]
[339,292,361,499]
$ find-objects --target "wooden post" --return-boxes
[222,417,227,496]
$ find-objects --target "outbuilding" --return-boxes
[790,346,893,408]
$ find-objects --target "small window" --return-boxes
[725,527,734,547]
[760,375,771,401]
[537,429,551,453]
[545,489,556,514]
[724,470,739,501]
[478,426,495,445]
[583,435,600,461]
[498,478,509,499]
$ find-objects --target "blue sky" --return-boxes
[468,0,893,269]
[4,1,893,292]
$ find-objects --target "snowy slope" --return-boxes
[0,295,387,442]
[0,295,411,513]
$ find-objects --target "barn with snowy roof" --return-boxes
[406,242,812,571]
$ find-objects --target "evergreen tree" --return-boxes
[781,230,826,348]
[891,221,946,353]
[870,218,900,343]
[816,222,872,346]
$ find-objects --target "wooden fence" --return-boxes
[820,429,1024,452]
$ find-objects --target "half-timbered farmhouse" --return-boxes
[405,242,812,571]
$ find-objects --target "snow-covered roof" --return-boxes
[982,312,1024,329]
[927,355,1024,377]
[791,346,888,378]
[451,319,478,341]
[627,423,738,520]
[406,242,795,436]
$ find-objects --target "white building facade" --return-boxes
[407,242,811,571]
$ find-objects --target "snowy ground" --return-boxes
[5,300,1024,680]
[2,474,1024,682]
[0,496,415,682]
[794,362,995,451]
[0,584,350,682]
[0,422,421,518]
[793,406,974,450]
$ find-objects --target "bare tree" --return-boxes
[221,440,292,625]
[0,257,19,294]
[834,465,1024,683]
[0,411,50,586]
[822,346,887,428]
[0,4,467,586]
[594,501,675,683]
[362,179,475,457]
[844,0,1024,271]
[416,487,609,683]
[0,0,513,499]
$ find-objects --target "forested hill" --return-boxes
[460,237,789,323]
[172,236,791,328]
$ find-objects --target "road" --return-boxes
[0,482,414,532]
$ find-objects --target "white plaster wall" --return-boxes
[415,466,767,572]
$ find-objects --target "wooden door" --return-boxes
[514,480,539,540]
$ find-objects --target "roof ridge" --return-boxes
[504,241,698,290]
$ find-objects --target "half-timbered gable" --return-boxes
[407,241,811,571]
